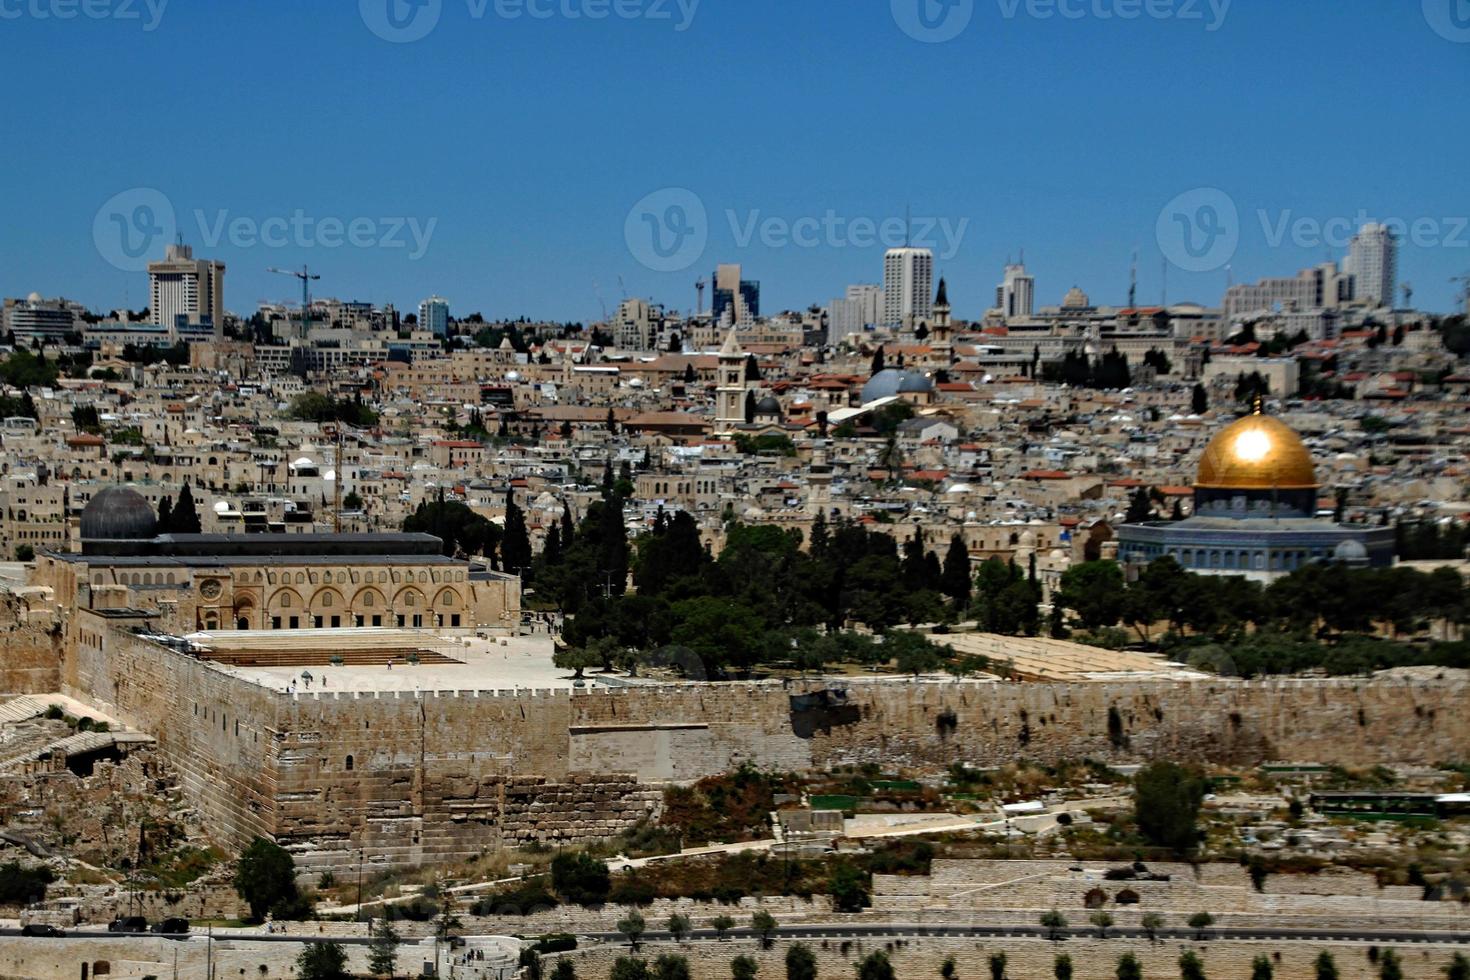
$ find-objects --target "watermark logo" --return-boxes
[892,0,974,42]
[0,0,168,31]
[360,0,698,42]
[1156,187,1239,273]
[727,209,969,260]
[625,188,708,273]
[1423,0,1470,42]
[1257,210,1469,251]
[359,0,441,43]
[93,190,438,268]
[995,0,1230,31]
[625,191,972,272]
[93,188,176,273]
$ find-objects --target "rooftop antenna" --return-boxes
[1161,256,1168,307]
[1401,282,1413,310]
[695,277,706,316]
[592,280,608,323]
[905,204,912,247]
[1128,248,1138,309]
[1453,273,1470,315]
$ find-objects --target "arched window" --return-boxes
[322,592,334,608]
[345,755,354,771]
[280,594,292,609]
[362,592,375,607]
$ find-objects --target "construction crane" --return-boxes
[267,265,321,337]
[695,277,706,316]
[1401,282,1413,310]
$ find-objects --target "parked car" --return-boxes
[20,924,65,938]
[107,916,148,933]
[151,917,190,935]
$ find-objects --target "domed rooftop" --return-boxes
[754,395,783,417]
[1196,408,1317,491]
[862,368,933,403]
[80,486,158,541]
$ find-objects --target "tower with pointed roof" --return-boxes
[714,329,747,435]
[931,277,953,352]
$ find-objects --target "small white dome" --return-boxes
[213,501,230,514]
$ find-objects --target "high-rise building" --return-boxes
[712,264,759,325]
[3,294,86,345]
[996,263,1035,321]
[1223,262,1354,320]
[614,298,663,351]
[828,284,885,341]
[148,243,224,330]
[883,247,933,328]
[419,295,450,337]
[1345,223,1397,308]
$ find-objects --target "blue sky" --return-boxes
[3,0,1467,323]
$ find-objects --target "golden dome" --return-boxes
[1195,410,1318,490]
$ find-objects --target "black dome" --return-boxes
[80,487,158,541]
[754,395,783,416]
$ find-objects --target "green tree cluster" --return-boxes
[287,390,378,426]
[552,512,956,680]
[403,497,502,563]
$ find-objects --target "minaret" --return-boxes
[714,329,746,435]
[931,276,953,352]
[807,446,833,515]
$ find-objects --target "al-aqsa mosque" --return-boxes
[1117,402,1394,581]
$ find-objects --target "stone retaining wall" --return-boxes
[556,935,1470,980]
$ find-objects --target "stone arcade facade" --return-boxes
[29,487,519,636]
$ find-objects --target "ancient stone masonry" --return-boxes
[0,621,63,694]
[68,625,1470,873]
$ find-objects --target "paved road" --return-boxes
[0,928,376,946]
[580,924,1470,946]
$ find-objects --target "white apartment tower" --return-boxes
[996,263,1035,321]
[828,284,885,341]
[1345,223,1397,308]
[883,247,933,328]
[148,243,224,329]
[419,295,450,337]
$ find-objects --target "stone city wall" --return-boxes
[72,626,1470,873]
[0,623,61,694]
[0,935,378,980]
